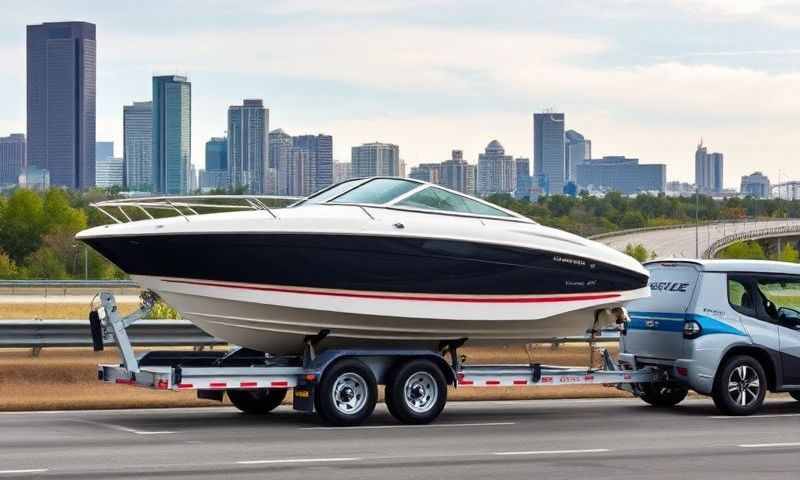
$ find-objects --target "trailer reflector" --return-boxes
[458,379,474,385]
[485,380,501,385]
[513,380,528,385]
[271,381,289,387]
[177,383,194,389]
[240,381,258,388]
[156,379,169,390]
[209,382,227,389]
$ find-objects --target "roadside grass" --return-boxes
[0,302,140,320]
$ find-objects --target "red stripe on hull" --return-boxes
[161,278,622,304]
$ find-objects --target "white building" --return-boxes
[477,140,514,196]
[351,142,400,177]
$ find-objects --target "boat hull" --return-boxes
[133,274,648,354]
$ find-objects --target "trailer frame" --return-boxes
[92,291,666,424]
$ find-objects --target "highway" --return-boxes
[1,397,799,479]
[598,219,800,258]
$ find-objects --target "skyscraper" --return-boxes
[123,101,153,190]
[228,99,268,194]
[533,112,565,195]
[409,163,441,183]
[514,157,531,199]
[294,134,333,192]
[95,157,124,188]
[695,141,724,193]
[152,75,191,194]
[439,150,469,193]
[0,134,26,185]
[333,161,352,183]
[741,171,770,199]
[27,21,96,189]
[201,137,229,190]
[351,142,400,177]
[95,141,113,163]
[477,140,514,196]
[564,129,590,182]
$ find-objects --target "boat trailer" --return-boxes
[92,292,666,425]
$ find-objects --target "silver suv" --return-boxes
[619,259,800,415]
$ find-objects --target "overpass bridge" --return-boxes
[594,219,800,259]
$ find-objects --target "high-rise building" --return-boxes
[95,141,113,164]
[466,164,477,196]
[152,75,191,194]
[18,167,50,190]
[564,129,590,182]
[477,140,514,196]
[268,129,293,194]
[695,141,724,193]
[0,134,26,185]
[351,142,400,177]
[27,21,96,189]
[268,129,314,196]
[123,101,152,191]
[740,171,770,199]
[95,157,124,188]
[514,157,531,199]
[409,163,441,184]
[533,112,565,195]
[228,99,268,194]
[201,137,228,190]
[333,161,352,183]
[294,134,333,192]
[576,156,666,194]
[440,150,470,194]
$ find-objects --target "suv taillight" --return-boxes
[683,320,702,339]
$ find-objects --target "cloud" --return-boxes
[670,0,800,26]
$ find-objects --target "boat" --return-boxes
[76,177,650,355]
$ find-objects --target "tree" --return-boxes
[620,211,646,229]
[0,189,46,263]
[23,247,69,279]
[718,241,767,260]
[0,250,18,279]
[624,243,651,263]
[774,243,800,263]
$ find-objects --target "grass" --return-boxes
[0,344,631,411]
[0,302,140,320]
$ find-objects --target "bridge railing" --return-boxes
[703,224,800,259]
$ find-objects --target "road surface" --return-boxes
[599,219,800,258]
[1,397,799,479]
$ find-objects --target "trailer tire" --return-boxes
[386,359,447,425]
[227,388,287,414]
[712,355,766,416]
[315,358,377,426]
[791,391,800,402]
[639,382,689,407]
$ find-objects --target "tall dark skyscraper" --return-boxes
[533,112,565,195]
[26,21,96,189]
[152,75,191,194]
[123,101,153,190]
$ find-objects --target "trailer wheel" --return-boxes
[227,388,287,414]
[639,382,688,407]
[712,355,766,416]
[386,359,447,424]
[791,391,800,402]
[315,358,377,426]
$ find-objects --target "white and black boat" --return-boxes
[77,177,650,354]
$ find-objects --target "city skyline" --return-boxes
[2,2,799,189]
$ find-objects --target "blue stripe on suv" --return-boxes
[628,311,746,337]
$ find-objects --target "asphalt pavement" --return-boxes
[1,397,799,479]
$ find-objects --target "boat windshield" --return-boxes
[330,178,420,205]
[396,186,513,218]
[297,178,367,205]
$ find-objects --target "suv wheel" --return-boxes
[712,355,767,416]
[639,382,689,407]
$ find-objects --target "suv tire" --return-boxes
[712,355,767,416]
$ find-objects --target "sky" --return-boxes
[1,0,800,188]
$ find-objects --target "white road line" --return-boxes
[237,457,360,465]
[739,443,800,449]
[0,469,49,475]
[301,421,515,430]
[710,413,800,419]
[71,419,175,435]
[494,448,610,456]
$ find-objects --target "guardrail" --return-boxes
[703,224,800,259]
[0,321,620,354]
[0,280,140,296]
[0,320,225,353]
[588,218,791,242]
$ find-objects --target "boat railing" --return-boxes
[90,195,304,224]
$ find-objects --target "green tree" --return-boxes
[0,189,46,263]
[718,241,767,260]
[624,243,651,263]
[43,188,87,233]
[774,243,800,263]
[23,247,69,279]
[0,250,18,279]
[620,211,646,229]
